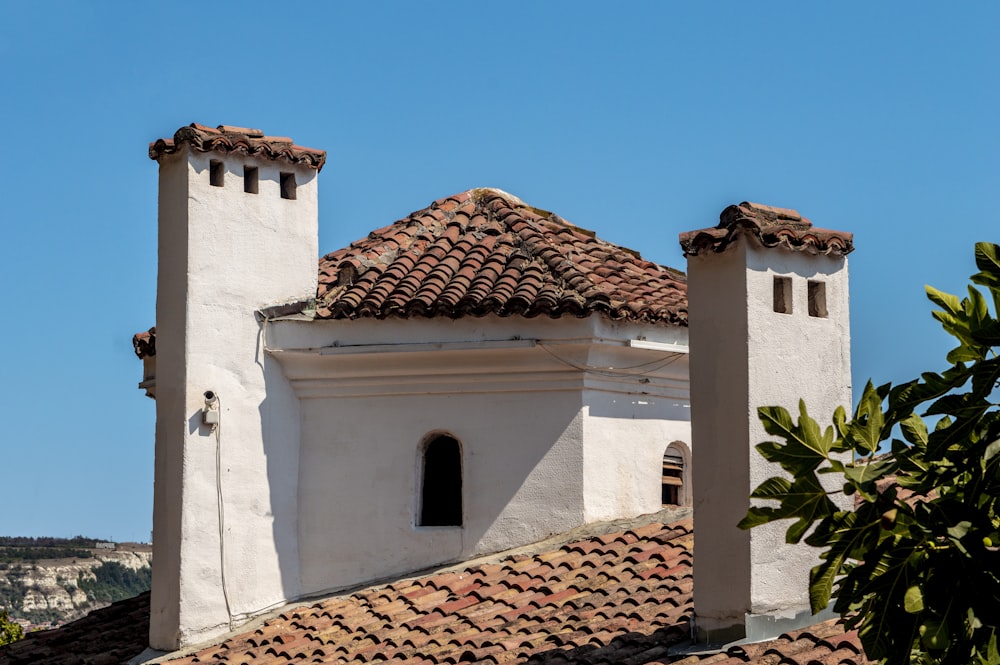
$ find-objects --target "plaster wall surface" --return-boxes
[150,147,318,649]
[268,314,691,597]
[689,242,752,635]
[581,394,691,522]
[690,237,852,640]
[296,390,586,595]
[744,244,852,616]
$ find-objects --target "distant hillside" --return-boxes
[0,538,152,630]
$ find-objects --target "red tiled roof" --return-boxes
[0,592,149,665]
[313,189,688,325]
[149,124,327,171]
[164,517,693,665]
[133,327,155,359]
[0,515,874,665]
[678,202,854,257]
[673,620,870,665]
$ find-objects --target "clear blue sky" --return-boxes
[1,3,997,542]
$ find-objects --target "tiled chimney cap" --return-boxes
[149,123,326,171]
[678,201,854,257]
[133,327,155,359]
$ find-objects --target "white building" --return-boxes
[135,124,854,651]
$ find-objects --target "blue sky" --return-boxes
[0,3,997,542]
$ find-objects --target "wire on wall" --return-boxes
[213,395,236,632]
[535,341,683,378]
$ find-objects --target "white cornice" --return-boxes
[268,337,689,400]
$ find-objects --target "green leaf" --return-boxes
[920,619,951,651]
[737,506,780,530]
[947,520,971,539]
[985,439,1000,463]
[749,476,793,499]
[848,382,886,454]
[927,285,962,316]
[983,631,1000,665]
[843,458,895,486]
[900,414,929,447]
[973,242,1000,285]
[809,551,845,614]
[756,405,831,475]
[904,585,924,613]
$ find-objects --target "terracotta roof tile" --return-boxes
[4,504,876,664]
[0,591,149,665]
[678,202,853,258]
[313,189,688,326]
[132,326,155,358]
[149,123,327,171]
[118,518,693,665]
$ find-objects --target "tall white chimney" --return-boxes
[680,202,854,643]
[147,124,324,649]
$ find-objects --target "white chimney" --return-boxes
[147,124,324,649]
[681,202,854,643]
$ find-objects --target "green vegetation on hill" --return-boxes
[0,537,98,549]
[0,548,92,564]
[77,561,151,604]
[0,536,99,565]
[0,566,27,612]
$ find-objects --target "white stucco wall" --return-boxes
[296,390,586,594]
[689,237,852,640]
[745,244,852,616]
[150,147,318,649]
[581,390,691,522]
[267,314,691,597]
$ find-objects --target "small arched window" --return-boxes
[419,435,463,527]
[662,444,686,507]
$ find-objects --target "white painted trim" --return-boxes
[319,338,536,355]
[628,339,689,354]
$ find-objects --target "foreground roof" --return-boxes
[313,189,688,325]
[0,590,149,664]
[0,513,873,665]
[678,202,854,257]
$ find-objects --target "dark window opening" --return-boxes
[244,166,259,194]
[808,280,828,318]
[209,160,225,187]
[419,435,462,526]
[662,449,684,506]
[773,276,792,314]
[280,172,297,200]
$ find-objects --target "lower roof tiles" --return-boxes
[0,513,874,665]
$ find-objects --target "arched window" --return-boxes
[419,434,463,527]
[662,444,687,507]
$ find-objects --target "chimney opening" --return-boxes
[244,166,259,194]
[280,172,297,200]
[808,280,828,318]
[209,160,225,188]
[773,276,792,314]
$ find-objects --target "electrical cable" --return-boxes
[535,341,683,378]
[213,395,235,632]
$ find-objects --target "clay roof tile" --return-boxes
[678,201,853,258]
[312,189,687,325]
[149,123,326,171]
